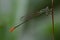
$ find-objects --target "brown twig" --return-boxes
[51,0,54,40]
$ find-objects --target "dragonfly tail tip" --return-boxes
[9,27,15,32]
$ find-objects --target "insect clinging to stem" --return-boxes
[9,6,52,32]
[9,0,55,40]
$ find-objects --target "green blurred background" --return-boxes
[0,0,60,40]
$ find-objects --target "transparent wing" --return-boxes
[9,6,52,32]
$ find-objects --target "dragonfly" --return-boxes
[9,6,52,32]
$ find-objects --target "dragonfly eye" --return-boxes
[39,6,52,16]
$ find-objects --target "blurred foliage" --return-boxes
[0,0,60,40]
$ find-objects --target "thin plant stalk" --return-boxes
[51,0,54,40]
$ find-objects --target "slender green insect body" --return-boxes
[9,6,52,32]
